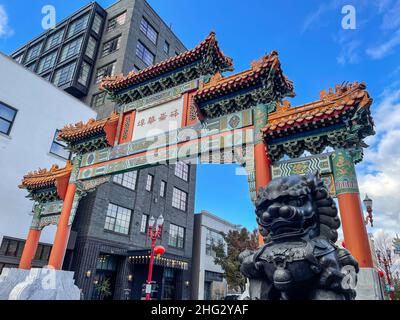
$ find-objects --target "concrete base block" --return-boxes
[355,268,384,300]
[0,268,81,300]
[0,268,30,300]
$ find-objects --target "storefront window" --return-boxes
[162,268,177,300]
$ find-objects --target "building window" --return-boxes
[168,224,185,248]
[50,130,71,160]
[102,35,121,57]
[26,63,36,72]
[104,203,132,235]
[113,171,138,190]
[85,36,97,59]
[205,228,225,257]
[40,245,51,261]
[14,54,24,64]
[107,11,127,33]
[160,180,166,198]
[136,41,155,66]
[140,214,148,233]
[0,239,7,255]
[163,41,170,54]
[91,91,107,108]
[78,62,91,86]
[34,245,43,260]
[59,37,84,62]
[44,29,65,51]
[37,51,57,73]
[0,101,17,136]
[92,14,103,34]
[145,174,154,191]
[53,63,76,86]
[172,187,187,211]
[33,244,51,261]
[140,18,158,44]
[0,239,18,257]
[175,161,189,181]
[25,42,43,62]
[67,13,90,38]
[95,61,116,84]
[133,65,141,73]
[96,254,117,271]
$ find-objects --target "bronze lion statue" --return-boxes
[240,172,359,300]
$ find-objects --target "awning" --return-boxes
[127,250,189,270]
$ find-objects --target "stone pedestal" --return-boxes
[0,268,81,300]
[0,268,30,300]
[241,268,385,300]
[355,268,384,300]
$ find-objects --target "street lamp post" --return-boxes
[145,214,164,301]
[377,249,395,300]
[363,194,373,227]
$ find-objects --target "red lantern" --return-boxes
[341,241,346,248]
[378,270,385,278]
[154,245,166,257]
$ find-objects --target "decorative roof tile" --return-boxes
[100,32,233,92]
[58,112,119,145]
[194,51,294,104]
[19,162,73,191]
[261,82,372,137]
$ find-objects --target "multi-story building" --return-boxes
[192,211,241,300]
[6,0,195,300]
[10,3,107,101]
[65,161,196,300]
[10,0,187,119]
[0,52,97,249]
[0,237,52,273]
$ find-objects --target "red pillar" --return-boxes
[48,183,76,269]
[254,143,271,191]
[254,142,272,245]
[253,103,272,245]
[332,149,373,268]
[337,193,373,268]
[19,229,41,269]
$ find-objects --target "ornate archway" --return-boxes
[17,32,375,290]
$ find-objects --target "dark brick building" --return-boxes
[64,163,196,300]
[10,0,187,119]
[0,237,52,273]
[8,0,196,300]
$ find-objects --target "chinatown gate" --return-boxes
[13,32,378,298]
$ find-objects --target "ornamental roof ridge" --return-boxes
[19,161,73,189]
[200,50,286,91]
[262,81,372,136]
[100,31,233,92]
[194,51,294,104]
[58,111,119,142]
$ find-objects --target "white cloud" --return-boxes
[301,0,343,34]
[302,0,400,63]
[357,85,400,236]
[335,35,361,65]
[0,5,13,38]
[366,29,400,59]
[366,1,400,59]
[381,0,400,30]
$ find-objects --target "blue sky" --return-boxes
[0,0,399,234]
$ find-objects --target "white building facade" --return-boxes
[0,53,96,246]
[191,210,241,300]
